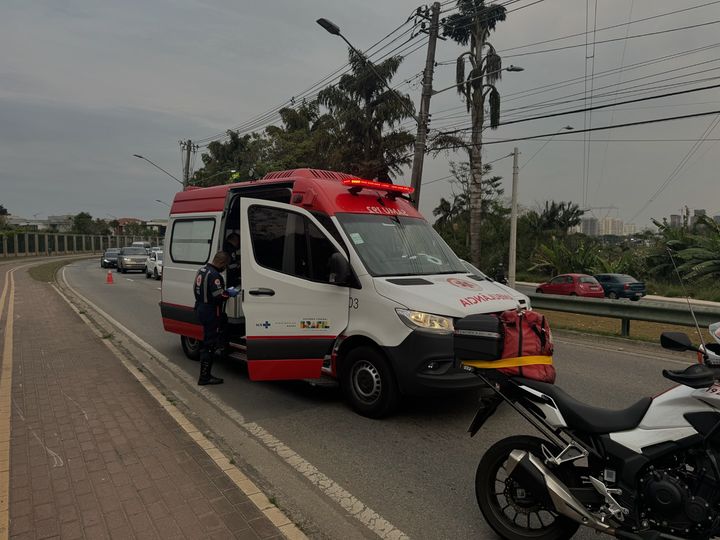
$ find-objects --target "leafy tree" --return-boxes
[442,0,507,267]
[193,131,266,186]
[674,215,720,281]
[71,212,94,234]
[317,49,415,180]
[531,237,600,276]
[0,205,8,216]
[0,204,7,228]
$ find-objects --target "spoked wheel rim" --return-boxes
[350,360,382,405]
[185,337,200,352]
[487,455,560,535]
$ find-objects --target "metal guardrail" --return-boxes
[528,293,720,336]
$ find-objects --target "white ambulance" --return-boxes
[160,168,528,417]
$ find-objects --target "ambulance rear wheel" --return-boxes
[342,347,399,418]
[181,336,202,361]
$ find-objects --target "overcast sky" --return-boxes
[2,0,719,227]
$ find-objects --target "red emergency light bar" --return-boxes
[341,178,415,194]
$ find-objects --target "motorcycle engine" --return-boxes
[638,451,720,537]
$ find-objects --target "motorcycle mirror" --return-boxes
[709,322,720,345]
[660,332,697,352]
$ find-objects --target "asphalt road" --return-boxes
[64,259,699,539]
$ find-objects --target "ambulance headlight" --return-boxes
[395,309,454,334]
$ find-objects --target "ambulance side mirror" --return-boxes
[328,253,351,286]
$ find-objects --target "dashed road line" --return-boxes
[59,266,409,540]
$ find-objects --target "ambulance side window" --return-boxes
[170,218,215,264]
[248,205,340,284]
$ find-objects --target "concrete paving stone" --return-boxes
[75,492,99,512]
[209,529,236,540]
[145,501,171,522]
[10,514,33,534]
[33,502,56,522]
[9,531,36,540]
[247,517,282,540]
[83,524,110,539]
[59,520,83,540]
[10,498,32,519]
[198,512,227,533]
[81,508,104,528]
[219,512,255,534]
[57,504,79,524]
[153,517,184,540]
[105,508,129,530]
[231,527,262,540]
[54,492,76,510]
[209,496,235,517]
[221,488,250,506]
[127,511,155,535]
[34,517,60,539]
[234,502,264,522]
[109,526,136,540]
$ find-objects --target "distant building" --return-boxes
[600,217,624,236]
[669,214,682,228]
[145,219,167,236]
[46,215,73,232]
[623,223,637,236]
[581,217,599,237]
[691,209,707,226]
[714,214,720,224]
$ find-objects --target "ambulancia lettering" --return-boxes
[460,293,515,307]
[365,206,408,216]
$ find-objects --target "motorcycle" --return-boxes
[466,322,720,540]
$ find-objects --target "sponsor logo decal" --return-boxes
[447,278,480,290]
[255,320,271,329]
[195,275,202,286]
[300,318,331,330]
[459,293,514,307]
[214,278,221,286]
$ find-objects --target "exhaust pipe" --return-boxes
[506,450,616,535]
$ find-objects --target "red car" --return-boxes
[536,273,605,298]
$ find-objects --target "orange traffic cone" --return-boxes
[106,270,114,285]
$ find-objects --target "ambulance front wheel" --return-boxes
[181,336,202,361]
[342,347,399,418]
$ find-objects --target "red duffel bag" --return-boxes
[497,309,556,383]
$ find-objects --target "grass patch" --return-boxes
[543,309,714,344]
[28,259,76,283]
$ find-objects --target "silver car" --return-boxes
[117,247,150,273]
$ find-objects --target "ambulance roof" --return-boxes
[170,168,423,218]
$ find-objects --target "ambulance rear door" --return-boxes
[240,198,351,381]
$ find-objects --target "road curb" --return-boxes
[51,280,309,540]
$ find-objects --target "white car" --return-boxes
[145,251,163,280]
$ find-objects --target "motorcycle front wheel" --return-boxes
[476,435,580,540]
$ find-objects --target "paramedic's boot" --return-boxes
[198,352,223,385]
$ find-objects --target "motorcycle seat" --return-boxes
[513,378,652,434]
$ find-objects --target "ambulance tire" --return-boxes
[342,347,399,418]
[181,336,202,361]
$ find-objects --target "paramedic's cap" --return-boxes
[212,252,230,268]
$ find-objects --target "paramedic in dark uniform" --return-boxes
[222,233,240,287]
[193,251,238,385]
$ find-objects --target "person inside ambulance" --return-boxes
[222,232,240,287]
[193,251,239,385]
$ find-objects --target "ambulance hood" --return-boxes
[373,274,529,318]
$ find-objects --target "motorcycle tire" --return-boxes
[476,435,580,540]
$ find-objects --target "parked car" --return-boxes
[117,247,150,273]
[535,273,605,298]
[594,273,646,301]
[131,241,152,254]
[149,246,163,254]
[100,248,120,268]
[145,251,163,280]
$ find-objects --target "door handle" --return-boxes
[248,288,275,297]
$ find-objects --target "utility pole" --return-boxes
[508,147,519,289]
[409,2,441,209]
[180,139,194,188]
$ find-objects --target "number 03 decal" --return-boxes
[349,297,359,309]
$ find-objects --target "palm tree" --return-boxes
[676,215,720,280]
[317,49,415,180]
[442,0,507,267]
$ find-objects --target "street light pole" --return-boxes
[508,147,520,289]
[133,154,184,187]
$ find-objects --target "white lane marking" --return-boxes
[125,278,134,282]
[59,267,408,540]
[245,422,409,540]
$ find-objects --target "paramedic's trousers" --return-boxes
[196,304,225,353]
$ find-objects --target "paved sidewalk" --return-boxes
[4,267,289,539]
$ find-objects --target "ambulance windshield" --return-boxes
[336,213,467,277]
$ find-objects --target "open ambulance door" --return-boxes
[239,198,351,381]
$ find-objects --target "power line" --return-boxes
[503,18,720,59]
[429,109,720,150]
[629,114,720,222]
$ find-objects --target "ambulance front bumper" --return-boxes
[382,330,483,396]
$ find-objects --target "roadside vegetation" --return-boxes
[28,259,76,283]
